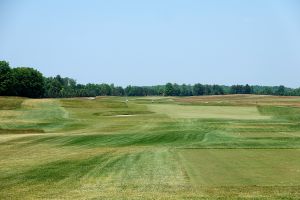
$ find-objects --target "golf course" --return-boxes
[0,95,300,199]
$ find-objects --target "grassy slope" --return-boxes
[0,95,300,199]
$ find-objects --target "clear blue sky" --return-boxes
[1,0,300,87]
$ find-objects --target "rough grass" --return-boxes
[0,99,69,133]
[0,97,24,110]
[0,95,300,199]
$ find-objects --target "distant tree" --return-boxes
[110,84,115,95]
[0,61,14,95]
[193,83,204,96]
[124,85,146,96]
[276,85,286,96]
[124,85,132,96]
[44,77,63,97]
[212,85,224,95]
[293,88,300,96]
[173,83,181,96]
[158,86,165,96]
[180,84,192,96]
[230,85,244,94]
[63,77,77,88]
[44,76,78,98]
[112,86,124,96]
[12,67,45,98]
[164,83,174,96]
[204,85,212,95]
[85,83,100,96]
[99,84,111,96]
[244,84,252,94]
[262,87,273,95]
[230,85,237,94]
[143,86,155,96]
[3,60,300,98]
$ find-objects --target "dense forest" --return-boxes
[1,60,299,98]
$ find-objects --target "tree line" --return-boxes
[1,60,299,98]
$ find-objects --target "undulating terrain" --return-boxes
[0,95,300,199]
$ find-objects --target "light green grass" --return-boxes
[0,98,69,133]
[148,104,271,120]
[179,149,300,186]
[0,95,300,199]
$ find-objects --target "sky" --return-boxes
[0,0,300,87]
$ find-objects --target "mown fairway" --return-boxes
[0,95,300,199]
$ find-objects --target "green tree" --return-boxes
[99,84,111,96]
[44,77,63,97]
[230,85,244,94]
[276,85,285,96]
[112,86,124,96]
[173,83,181,96]
[212,85,224,95]
[180,84,191,96]
[244,84,252,94]
[0,61,14,95]
[193,83,204,96]
[12,67,45,98]
[164,83,174,96]
[204,85,212,95]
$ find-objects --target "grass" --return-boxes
[179,149,300,186]
[0,96,24,110]
[148,104,270,119]
[0,95,300,199]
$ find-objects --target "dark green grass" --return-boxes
[0,153,112,186]
[258,105,300,121]
[9,119,300,149]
